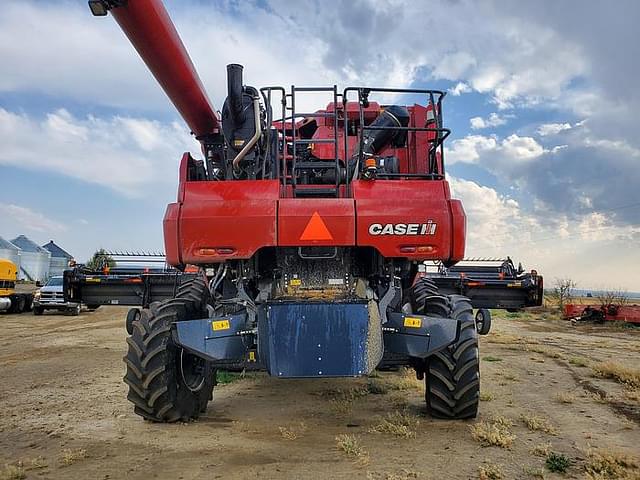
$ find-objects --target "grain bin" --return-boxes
[10,235,51,282]
[0,236,22,268]
[42,240,73,277]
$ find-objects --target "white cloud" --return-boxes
[470,112,510,130]
[0,108,199,197]
[448,176,640,290]
[449,82,471,96]
[0,204,67,233]
[537,123,572,136]
[446,133,545,166]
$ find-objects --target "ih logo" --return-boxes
[368,220,437,236]
[300,212,334,241]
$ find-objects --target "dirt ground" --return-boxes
[1,307,639,480]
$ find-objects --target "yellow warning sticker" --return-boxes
[507,281,522,288]
[290,278,302,286]
[404,317,422,328]
[248,351,256,362]
[86,277,101,283]
[212,319,230,331]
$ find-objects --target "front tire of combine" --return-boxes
[414,290,479,420]
[123,276,215,422]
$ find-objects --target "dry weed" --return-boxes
[470,420,516,448]
[369,411,419,438]
[480,391,495,402]
[59,448,88,466]
[336,434,369,464]
[0,465,25,480]
[278,422,307,440]
[554,391,576,404]
[522,465,545,478]
[478,463,504,479]
[530,442,552,457]
[592,362,640,389]
[520,413,558,435]
[569,356,589,367]
[584,448,639,479]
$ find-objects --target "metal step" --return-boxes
[293,187,338,197]
[294,162,337,170]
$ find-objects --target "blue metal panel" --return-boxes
[174,312,250,362]
[261,301,370,378]
[383,312,458,358]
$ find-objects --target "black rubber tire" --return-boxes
[414,292,479,419]
[66,304,81,316]
[411,277,439,308]
[125,308,140,335]
[16,296,26,313]
[123,275,215,422]
[87,304,100,311]
[475,308,492,335]
[33,306,44,316]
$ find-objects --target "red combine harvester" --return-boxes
[79,0,479,423]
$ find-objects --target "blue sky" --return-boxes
[1,0,639,290]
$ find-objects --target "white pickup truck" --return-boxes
[33,276,81,315]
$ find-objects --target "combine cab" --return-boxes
[87,0,479,422]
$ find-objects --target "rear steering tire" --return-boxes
[123,275,215,422]
[412,284,479,419]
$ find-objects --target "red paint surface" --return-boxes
[352,180,454,260]
[564,304,640,324]
[278,199,355,246]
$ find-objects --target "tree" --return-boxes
[85,249,116,271]
[553,277,577,312]
[596,288,629,315]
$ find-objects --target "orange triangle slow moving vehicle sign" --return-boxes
[300,212,334,241]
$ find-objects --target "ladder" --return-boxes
[288,86,340,198]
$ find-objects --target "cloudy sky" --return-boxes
[1,0,639,291]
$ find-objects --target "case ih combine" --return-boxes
[68,0,542,423]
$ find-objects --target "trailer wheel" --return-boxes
[475,309,492,335]
[414,292,479,419]
[125,308,140,335]
[15,295,26,313]
[123,275,215,422]
[66,304,81,316]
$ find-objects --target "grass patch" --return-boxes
[568,356,589,367]
[60,448,88,467]
[216,370,243,384]
[546,452,570,473]
[502,371,520,382]
[624,389,640,403]
[585,449,638,479]
[367,369,421,394]
[470,419,515,448]
[480,391,494,402]
[520,413,558,435]
[483,356,503,362]
[531,442,552,457]
[522,465,545,478]
[478,463,504,479]
[592,361,640,389]
[369,411,419,438]
[335,434,369,464]
[0,465,26,480]
[553,391,576,404]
